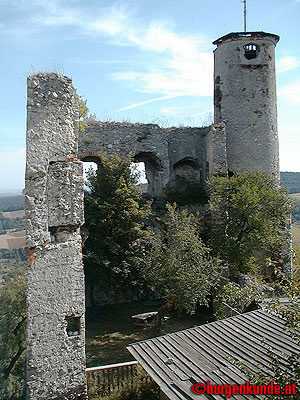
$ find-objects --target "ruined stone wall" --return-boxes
[213,32,280,180]
[24,31,291,397]
[79,122,169,197]
[78,123,219,196]
[25,73,87,400]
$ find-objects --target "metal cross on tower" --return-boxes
[241,0,247,32]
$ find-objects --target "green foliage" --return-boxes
[0,251,27,285]
[0,270,26,400]
[214,282,259,319]
[0,196,24,212]
[89,368,159,400]
[74,93,98,132]
[83,155,150,301]
[280,171,300,194]
[137,203,222,314]
[0,214,25,234]
[208,171,291,276]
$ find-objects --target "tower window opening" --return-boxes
[66,316,80,337]
[244,43,259,60]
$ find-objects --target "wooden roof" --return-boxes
[127,309,299,400]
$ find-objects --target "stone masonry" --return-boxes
[25,73,87,399]
[25,31,290,399]
[213,32,280,180]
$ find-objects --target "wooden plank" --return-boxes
[146,340,190,381]
[190,327,260,375]
[155,335,214,380]
[232,314,298,354]
[86,360,138,373]
[244,312,299,349]
[210,320,279,371]
[179,331,247,384]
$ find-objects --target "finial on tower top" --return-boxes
[241,0,247,32]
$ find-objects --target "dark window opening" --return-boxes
[244,43,259,60]
[66,316,80,337]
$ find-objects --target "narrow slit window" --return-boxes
[65,316,80,337]
[244,43,259,60]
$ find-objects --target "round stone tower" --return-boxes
[213,32,280,180]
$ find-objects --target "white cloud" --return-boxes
[77,7,213,103]
[103,21,213,105]
[0,148,25,191]
[277,56,299,74]
[2,2,213,108]
[279,125,300,171]
[278,80,300,104]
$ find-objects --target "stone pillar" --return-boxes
[25,73,87,399]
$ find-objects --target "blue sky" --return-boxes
[0,0,300,191]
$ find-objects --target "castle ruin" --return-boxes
[25,32,283,399]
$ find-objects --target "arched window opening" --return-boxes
[244,43,259,60]
[131,161,148,193]
[133,152,163,198]
[83,161,98,192]
[173,158,201,187]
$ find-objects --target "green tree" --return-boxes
[83,155,150,307]
[0,270,26,400]
[137,203,222,326]
[74,93,97,132]
[214,281,259,319]
[207,171,291,276]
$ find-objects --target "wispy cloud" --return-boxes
[277,56,299,74]
[116,95,180,112]
[1,2,213,105]
[278,80,300,104]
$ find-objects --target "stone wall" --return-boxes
[213,32,280,180]
[78,123,218,197]
[25,73,87,400]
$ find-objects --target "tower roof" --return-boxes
[213,31,280,46]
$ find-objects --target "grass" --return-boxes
[85,301,212,367]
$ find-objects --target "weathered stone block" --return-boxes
[26,239,87,399]
[47,161,84,228]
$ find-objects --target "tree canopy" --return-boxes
[83,155,150,304]
[137,203,222,315]
[0,270,26,400]
[207,171,291,276]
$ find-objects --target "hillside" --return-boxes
[280,171,300,193]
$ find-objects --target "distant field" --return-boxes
[0,230,25,250]
[0,194,24,212]
[2,210,25,219]
[292,223,300,246]
[291,193,300,200]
